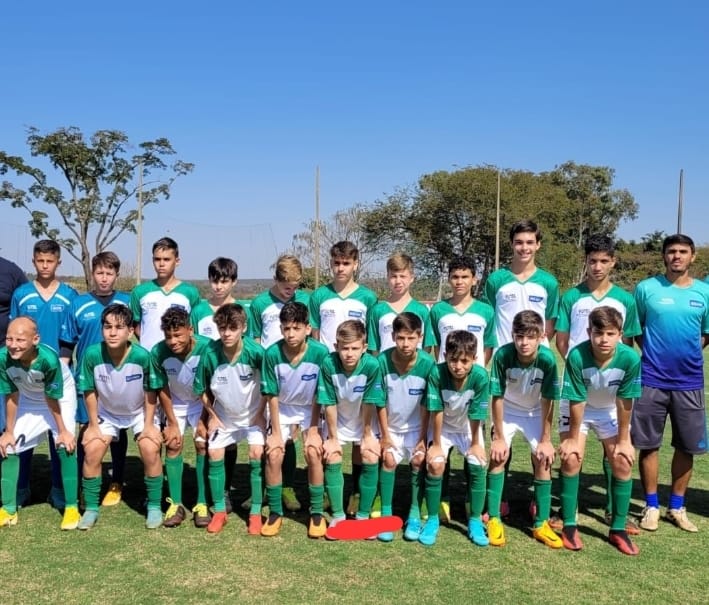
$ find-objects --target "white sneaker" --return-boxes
[666,507,698,533]
[639,506,660,531]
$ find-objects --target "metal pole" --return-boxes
[495,169,501,270]
[314,166,320,288]
[136,160,143,285]
[677,169,684,233]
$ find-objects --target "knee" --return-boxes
[383,453,397,471]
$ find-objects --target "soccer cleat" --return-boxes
[261,513,283,537]
[665,507,698,533]
[192,504,211,528]
[102,482,123,507]
[370,495,382,519]
[248,513,263,535]
[639,506,660,531]
[0,508,18,527]
[418,518,440,546]
[60,506,81,530]
[163,499,187,528]
[325,515,346,541]
[486,517,506,547]
[47,486,65,511]
[403,517,422,541]
[561,526,583,551]
[378,530,394,542]
[609,530,639,556]
[438,501,451,524]
[500,500,510,519]
[146,508,163,529]
[77,510,99,530]
[533,520,563,549]
[282,487,301,512]
[346,493,360,517]
[207,511,228,534]
[604,510,641,535]
[468,518,489,547]
[16,487,31,509]
[308,514,328,539]
[549,514,563,533]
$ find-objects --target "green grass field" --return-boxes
[2,365,709,604]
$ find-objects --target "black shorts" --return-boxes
[631,387,707,455]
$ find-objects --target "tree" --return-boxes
[0,126,194,287]
[289,203,382,288]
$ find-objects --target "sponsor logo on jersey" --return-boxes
[503,293,517,303]
[408,388,425,395]
[49,382,59,390]
[166,368,178,375]
[301,373,317,381]
[126,373,142,382]
[467,325,482,332]
[169,304,187,311]
[51,304,65,312]
[353,385,366,393]
[690,299,705,308]
[658,297,675,305]
[239,373,253,381]
[348,310,364,319]
[608,379,622,387]
[530,377,543,386]
[528,295,544,303]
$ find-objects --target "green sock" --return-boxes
[325,462,344,517]
[487,471,505,518]
[380,468,396,517]
[533,478,552,528]
[1,454,19,513]
[208,459,226,512]
[82,476,101,511]
[611,477,633,531]
[249,459,263,515]
[58,447,78,508]
[165,455,183,503]
[309,484,325,515]
[283,440,296,488]
[195,453,207,505]
[467,463,486,518]
[560,473,580,526]
[145,475,163,511]
[603,456,613,515]
[424,474,443,520]
[356,462,379,518]
[266,483,283,516]
[409,469,422,518]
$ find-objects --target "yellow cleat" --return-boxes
[438,501,451,524]
[101,482,123,507]
[487,517,506,546]
[533,520,563,549]
[0,508,18,527]
[61,506,81,530]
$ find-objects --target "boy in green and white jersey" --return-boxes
[314,320,385,533]
[367,253,434,354]
[420,330,489,547]
[558,306,641,555]
[194,303,266,535]
[0,317,79,530]
[130,237,200,351]
[77,304,165,530]
[309,240,377,515]
[152,307,214,529]
[259,301,329,537]
[250,254,310,348]
[430,255,495,364]
[191,257,238,340]
[486,310,562,549]
[377,312,435,542]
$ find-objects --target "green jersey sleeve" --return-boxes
[316,354,338,406]
[360,354,386,407]
[539,347,560,400]
[425,364,444,412]
[467,365,490,421]
[561,346,587,404]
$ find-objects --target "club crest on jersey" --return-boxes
[503,293,517,303]
[216,376,228,385]
[301,373,317,381]
[528,295,543,303]
[144,301,159,310]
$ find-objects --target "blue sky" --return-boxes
[1,1,707,279]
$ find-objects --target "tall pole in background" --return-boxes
[314,166,320,288]
[136,160,143,285]
[495,169,501,270]
[677,168,684,233]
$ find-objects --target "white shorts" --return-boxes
[386,429,425,465]
[97,406,159,440]
[438,426,486,465]
[7,398,77,455]
[277,403,311,429]
[558,401,618,441]
[209,425,265,450]
[500,411,542,453]
[170,403,204,440]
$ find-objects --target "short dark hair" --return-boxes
[92,251,121,272]
[152,236,179,256]
[214,303,247,330]
[280,301,309,325]
[330,241,359,261]
[662,233,695,254]
[392,312,422,334]
[584,234,615,257]
[101,303,132,327]
[161,307,192,332]
[509,219,542,243]
[208,257,238,282]
[448,255,476,276]
[512,310,544,336]
[445,330,477,359]
[33,239,61,256]
[588,306,623,332]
